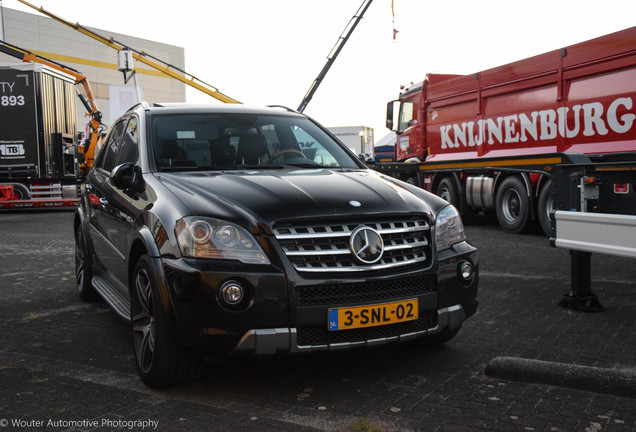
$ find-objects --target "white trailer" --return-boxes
[328,126,374,158]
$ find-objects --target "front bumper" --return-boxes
[233,304,467,354]
[161,241,478,355]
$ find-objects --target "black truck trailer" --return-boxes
[0,63,80,209]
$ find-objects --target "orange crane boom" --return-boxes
[0,40,104,174]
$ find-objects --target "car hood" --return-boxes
[155,168,445,230]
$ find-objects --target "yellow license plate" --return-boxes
[328,299,418,331]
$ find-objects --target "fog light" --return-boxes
[170,273,189,298]
[220,280,244,305]
[459,261,474,281]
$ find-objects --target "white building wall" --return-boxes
[0,7,186,131]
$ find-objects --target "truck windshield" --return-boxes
[151,113,362,171]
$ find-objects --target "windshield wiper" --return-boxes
[158,165,283,172]
[192,165,240,171]
[158,166,201,172]
[234,164,285,170]
[159,164,311,172]
[282,163,330,169]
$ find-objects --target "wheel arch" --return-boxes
[73,207,95,263]
[73,210,83,240]
[534,172,553,198]
[127,226,161,289]
[74,206,87,235]
[128,227,183,344]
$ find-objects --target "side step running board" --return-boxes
[92,276,131,321]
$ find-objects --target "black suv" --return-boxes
[74,103,478,387]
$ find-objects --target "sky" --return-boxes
[4,0,636,143]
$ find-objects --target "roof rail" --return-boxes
[266,105,298,113]
[125,101,150,113]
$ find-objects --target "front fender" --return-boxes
[128,226,184,346]
[74,206,96,266]
[74,207,86,236]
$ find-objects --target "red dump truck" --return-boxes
[380,26,636,235]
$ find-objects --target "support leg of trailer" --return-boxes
[559,250,604,312]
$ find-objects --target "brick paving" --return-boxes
[0,211,635,431]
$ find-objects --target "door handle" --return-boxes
[99,197,108,205]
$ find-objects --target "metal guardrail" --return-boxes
[551,211,636,259]
[550,210,636,312]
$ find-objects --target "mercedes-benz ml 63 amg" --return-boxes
[74,103,479,387]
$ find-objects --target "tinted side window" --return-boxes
[116,117,139,165]
[97,119,127,172]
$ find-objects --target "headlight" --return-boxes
[435,205,466,251]
[176,217,270,264]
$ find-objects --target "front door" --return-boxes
[86,117,143,288]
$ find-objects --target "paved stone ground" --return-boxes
[0,211,635,432]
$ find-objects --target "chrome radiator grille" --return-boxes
[273,217,432,273]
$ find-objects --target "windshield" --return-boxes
[151,113,362,171]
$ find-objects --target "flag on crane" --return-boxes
[392,0,399,40]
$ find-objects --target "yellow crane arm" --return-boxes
[17,0,241,104]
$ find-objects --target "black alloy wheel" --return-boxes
[131,254,200,387]
[131,262,155,376]
[75,224,99,302]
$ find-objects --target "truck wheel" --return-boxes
[495,177,530,233]
[131,255,201,388]
[405,176,420,187]
[75,225,99,302]
[437,178,457,207]
[8,184,29,200]
[537,180,554,237]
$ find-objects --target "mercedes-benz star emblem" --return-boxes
[349,226,384,264]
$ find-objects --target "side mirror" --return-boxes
[386,101,395,130]
[111,163,144,193]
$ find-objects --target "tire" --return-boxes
[437,177,458,207]
[404,175,420,187]
[537,180,554,237]
[7,184,29,200]
[131,255,201,388]
[495,176,530,233]
[75,224,99,302]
